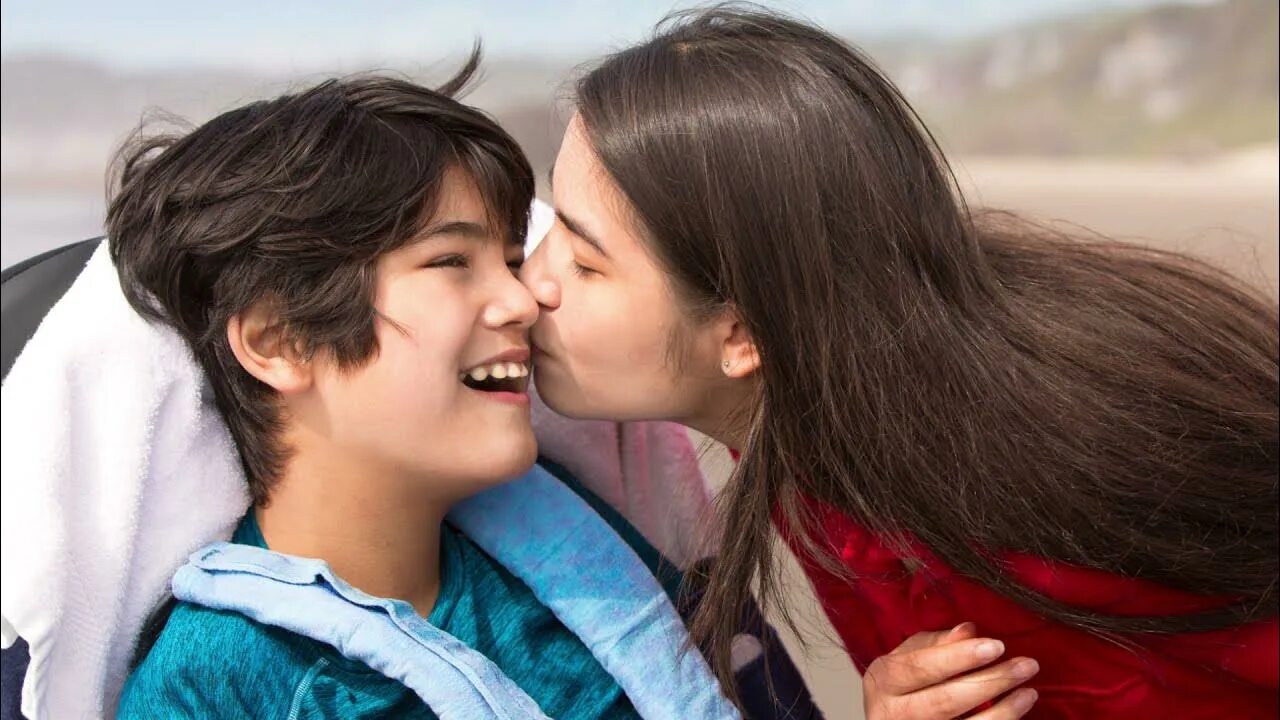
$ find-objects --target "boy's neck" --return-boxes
[254,440,450,619]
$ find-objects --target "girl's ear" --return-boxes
[226,302,313,394]
[716,309,761,378]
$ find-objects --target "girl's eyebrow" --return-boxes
[555,209,610,259]
[548,162,609,258]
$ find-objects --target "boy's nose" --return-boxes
[489,271,540,329]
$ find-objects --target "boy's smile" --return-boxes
[459,347,531,405]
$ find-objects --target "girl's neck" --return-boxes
[684,378,755,452]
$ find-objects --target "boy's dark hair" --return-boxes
[107,49,534,505]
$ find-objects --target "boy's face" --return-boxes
[301,168,538,497]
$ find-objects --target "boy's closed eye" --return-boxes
[424,253,471,270]
[422,251,524,274]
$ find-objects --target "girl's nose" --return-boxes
[520,242,561,310]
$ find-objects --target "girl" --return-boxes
[522,7,1279,719]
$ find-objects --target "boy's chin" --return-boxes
[418,431,539,499]
[473,434,540,485]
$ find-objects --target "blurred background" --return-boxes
[4,0,1277,295]
[3,0,1277,716]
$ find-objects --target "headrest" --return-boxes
[1,238,102,381]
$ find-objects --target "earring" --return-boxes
[722,360,731,371]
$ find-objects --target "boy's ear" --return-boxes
[715,308,760,379]
[226,302,312,394]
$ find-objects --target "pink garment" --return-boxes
[530,391,718,569]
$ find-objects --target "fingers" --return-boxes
[946,622,978,643]
[894,657,1040,719]
[889,622,978,657]
[869,637,1007,695]
[968,688,1039,719]
[865,624,1039,720]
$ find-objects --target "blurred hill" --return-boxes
[4,0,1276,194]
[873,0,1279,156]
[0,55,575,191]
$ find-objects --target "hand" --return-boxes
[862,623,1040,719]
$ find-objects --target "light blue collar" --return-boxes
[172,464,738,719]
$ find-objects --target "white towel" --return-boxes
[527,195,554,253]
[0,243,250,720]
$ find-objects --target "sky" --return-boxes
[1,0,1209,71]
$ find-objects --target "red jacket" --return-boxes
[778,496,1278,719]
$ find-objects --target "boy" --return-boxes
[110,58,736,719]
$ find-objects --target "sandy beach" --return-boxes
[956,147,1280,298]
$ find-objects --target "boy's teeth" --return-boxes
[460,361,529,382]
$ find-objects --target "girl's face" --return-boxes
[522,117,724,423]
[301,167,540,496]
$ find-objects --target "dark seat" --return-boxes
[2,238,103,382]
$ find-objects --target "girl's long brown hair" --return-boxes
[575,4,1279,701]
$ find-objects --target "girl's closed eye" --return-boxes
[571,260,598,278]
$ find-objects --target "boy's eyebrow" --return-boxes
[418,220,492,243]
[555,209,609,259]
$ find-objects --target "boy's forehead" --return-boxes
[433,166,489,215]
[412,171,522,246]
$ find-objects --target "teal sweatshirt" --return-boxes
[117,464,683,719]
